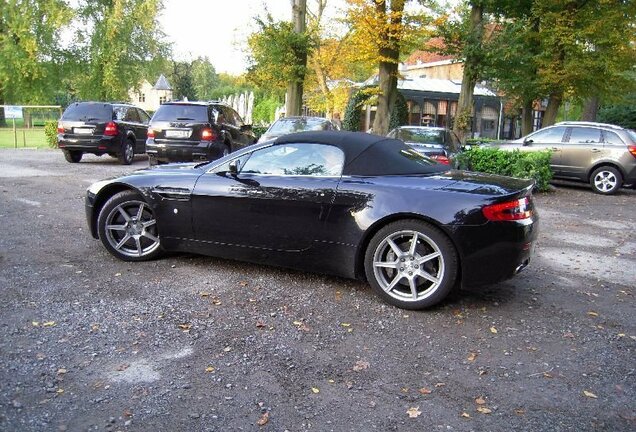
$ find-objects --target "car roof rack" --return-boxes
[555,121,623,130]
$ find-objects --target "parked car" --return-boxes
[387,126,461,165]
[257,116,340,143]
[146,101,256,165]
[86,131,538,310]
[492,121,636,194]
[57,102,151,164]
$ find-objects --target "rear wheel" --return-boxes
[364,220,458,310]
[590,166,622,195]
[222,142,231,157]
[118,140,134,165]
[97,190,162,261]
[63,150,82,163]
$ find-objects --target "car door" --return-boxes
[191,143,345,252]
[228,108,253,147]
[558,126,603,179]
[218,106,244,148]
[520,126,567,174]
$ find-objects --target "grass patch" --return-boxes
[0,128,48,149]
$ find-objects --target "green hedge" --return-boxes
[456,147,553,191]
[342,86,408,132]
[44,121,58,148]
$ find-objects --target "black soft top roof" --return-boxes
[274,131,447,176]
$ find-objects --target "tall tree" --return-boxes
[0,0,72,123]
[287,0,308,116]
[169,61,196,100]
[191,57,219,101]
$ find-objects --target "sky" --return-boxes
[159,0,347,76]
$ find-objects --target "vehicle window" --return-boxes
[123,107,140,123]
[240,143,345,176]
[220,107,237,126]
[152,104,209,122]
[113,106,127,121]
[268,118,330,134]
[397,128,445,145]
[137,109,151,124]
[230,108,244,127]
[603,130,624,145]
[527,126,566,143]
[627,130,636,143]
[62,103,112,121]
[568,127,601,144]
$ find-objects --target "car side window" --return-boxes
[603,130,624,145]
[124,108,140,123]
[240,144,344,177]
[230,108,244,127]
[137,109,151,124]
[113,106,126,121]
[221,107,237,126]
[527,126,566,143]
[567,127,601,144]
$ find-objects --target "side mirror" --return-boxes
[228,159,239,176]
[523,138,533,146]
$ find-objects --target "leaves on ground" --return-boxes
[475,396,486,405]
[476,406,492,414]
[583,390,598,399]
[311,387,320,394]
[116,364,130,371]
[205,366,215,373]
[406,407,421,418]
[434,382,446,388]
[467,352,478,362]
[418,387,432,395]
[178,323,191,331]
[461,412,471,418]
[489,326,498,334]
[257,411,269,426]
[587,311,599,317]
[353,360,370,371]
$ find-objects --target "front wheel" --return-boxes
[118,140,134,165]
[590,166,622,195]
[364,220,458,310]
[63,150,82,163]
[97,190,162,261]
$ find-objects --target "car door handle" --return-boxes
[246,189,263,195]
[550,147,560,151]
[591,148,602,153]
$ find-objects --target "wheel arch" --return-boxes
[90,183,140,238]
[354,213,463,282]
[586,162,625,182]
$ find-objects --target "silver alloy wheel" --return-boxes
[593,170,618,193]
[372,229,444,302]
[103,200,160,258]
[124,141,134,163]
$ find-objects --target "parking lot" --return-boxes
[0,149,634,431]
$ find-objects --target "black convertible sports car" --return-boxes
[86,131,539,309]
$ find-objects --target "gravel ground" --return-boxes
[0,149,634,432]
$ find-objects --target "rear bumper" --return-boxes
[146,139,226,165]
[455,214,539,289]
[58,135,120,153]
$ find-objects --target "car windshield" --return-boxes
[152,104,208,122]
[268,118,330,134]
[397,128,445,145]
[62,103,112,121]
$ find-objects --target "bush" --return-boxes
[44,121,58,148]
[456,147,553,192]
[465,137,501,146]
[342,86,408,132]
[252,125,269,140]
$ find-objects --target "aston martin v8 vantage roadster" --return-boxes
[86,131,539,309]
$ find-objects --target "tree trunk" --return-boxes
[581,96,599,122]
[521,99,534,136]
[286,0,307,117]
[0,94,5,128]
[371,0,404,135]
[543,93,562,127]
[452,3,483,143]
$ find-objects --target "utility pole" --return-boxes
[286,0,307,117]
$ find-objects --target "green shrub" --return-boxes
[44,121,58,148]
[465,137,501,146]
[252,125,269,140]
[456,147,553,191]
[342,86,408,132]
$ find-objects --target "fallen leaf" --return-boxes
[31,321,40,327]
[406,407,421,418]
[617,333,625,338]
[115,273,121,277]
[434,382,446,388]
[543,372,553,378]
[515,408,526,415]
[205,366,215,373]
[257,411,269,426]
[467,352,478,362]
[475,396,486,405]
[418,387,432,395]
[239,280,248,287]
[91,324,100,331]
[587,311,599,317]
[43,321,56,327]
[563,332,575,338]
[489,326,498,334]
[212,298,222,306]
[461,412,471,418]
[199,292,210,297]
[311,387,320,394]
[478,370,488,376]
[353,360,370,371]
[57,368,67,375]
[178,323,191,331]
[223,346,232,352]
[477,406,492,414]
[340,323,351,327]
[123,409,133,418]
[255,320,266,328]
[583,390,598,399]
[328,379,335,384]
[335,291,342,301]
[56,388,64,394]
[401,387,409,393]
[452,309,463,318]
[116,364,130,371]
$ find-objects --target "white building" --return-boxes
[128,74,173,112]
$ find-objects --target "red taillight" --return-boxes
[147,128,155,139]
[104,121,118,136]
[483,197,533,221]
[628,145,636,158]
[430,154,450,165]
[57,123,64,134]
[201,128,216,141]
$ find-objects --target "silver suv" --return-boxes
[496,121,636,194]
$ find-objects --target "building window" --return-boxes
[139,93,146,103]
[159,96,167,105]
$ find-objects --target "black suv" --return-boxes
[146,101,256,165]
[57,102,151,165]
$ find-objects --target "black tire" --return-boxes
[63,150,82,163]
[97,190,163,262]
[118,139,134,165]
[222,142,231,157]
[590,166,622,195]
[364,219,458,310]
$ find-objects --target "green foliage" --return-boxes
[598,93,636,129]
[389,92,408,130]
[170,61,196,100]
[43,120,58,148]
[465,137,500,145]
[191,57,219,101]
[456,147,553,191]
[251,125,269,140]
[342,87,374,131]
[252,96,281,125]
